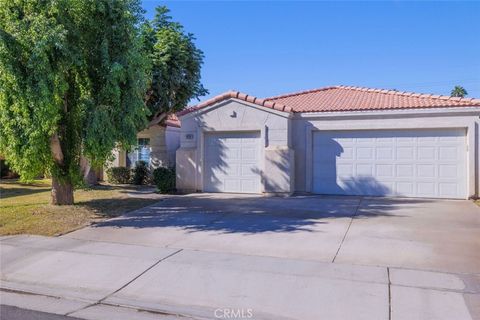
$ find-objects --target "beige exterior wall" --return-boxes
[107,125,179,174]
[137,125,169,168]
[178,99,480,198]
[165,126,181,167]
[176,99,295,194]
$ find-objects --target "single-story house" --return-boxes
[109,113,180,170]
[176,85,480,199]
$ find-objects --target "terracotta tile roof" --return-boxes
[148,113,181,128]
[265,85,480,112]
[163,113,180,128]
[177,90,292,116]
[178,86,480,116]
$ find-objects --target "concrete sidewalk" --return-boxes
[1,235,478,320]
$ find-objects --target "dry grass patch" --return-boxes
[0,179,159,236]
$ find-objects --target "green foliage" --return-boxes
[0,0,149,188]
[132,161,149,185]
[106,167,131,184]
[451,86,468,98]
[143,6,208,117]
[153,167,176,193]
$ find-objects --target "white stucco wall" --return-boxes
[292,108,480,198]
[176,99,295,193]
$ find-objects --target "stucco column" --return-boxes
[176,147,197,193]
[263,146,295,194]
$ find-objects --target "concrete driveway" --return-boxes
[67,193,480,274]
[2,194,480,320]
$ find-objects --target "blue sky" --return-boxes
[142,1,480,102]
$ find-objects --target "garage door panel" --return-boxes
[417,136,436,143]
[204,132,261,193]
[376,147,394,160]
[356,164,372,176]
[356,148,374,160]
[240,179,257,193]
[226,164,241,176]
[397,147,415,160]
[376,164,394,178]
[439,183,458,197]
[439,146,460,160]
[241,164,258,176]
[417,164,435,178]
[224,179,240,192]
[339,177,392,196]
[396,182,414,194]
[312,129,466,198]
[396,164,414,178]
[438,135,461,142]
[397,136,415,143]
[417,147,436,160]
[417,182,436,196]
[356,137,376,144]
[241,148,257,160]
[341,148,354,159]
[439,164,458,178]
[376,137,394,144]
[337,167,352,178]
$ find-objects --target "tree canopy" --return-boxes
[143,6,208,118]
[451,86,468,98]
[0,0,149,203]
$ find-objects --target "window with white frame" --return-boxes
[127,138,151,167]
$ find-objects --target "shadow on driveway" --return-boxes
[91,194,429,234]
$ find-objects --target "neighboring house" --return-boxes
[110,113,181,170]
[176,85,480,199]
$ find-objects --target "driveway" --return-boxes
[67,193,480,274]
[2,194,480,320]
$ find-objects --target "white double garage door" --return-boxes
[203,128,467,198]
[313,128,467,199]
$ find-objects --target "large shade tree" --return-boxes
[143,6,208,120]
[0,0,149,204]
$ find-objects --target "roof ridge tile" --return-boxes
[178,90,290,117]
[340,85,478,104]
[179,85,480,117]
[264,86,339,101]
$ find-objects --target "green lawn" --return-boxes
[0,179,159,236]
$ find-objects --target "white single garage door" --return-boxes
[312,128,467,199]
[204,132,261,193]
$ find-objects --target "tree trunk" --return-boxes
[51,176,74,205]
[80,155,99,186]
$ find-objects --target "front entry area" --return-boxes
[312,128,467,199]
[204,131,261,193]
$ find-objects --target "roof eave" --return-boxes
[294,106,480,118]
[178,90,293,118]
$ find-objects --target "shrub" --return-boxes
[106,167,131,184]
[0,159,19,179]
[132,161,149,185]
[153,167,176,193]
